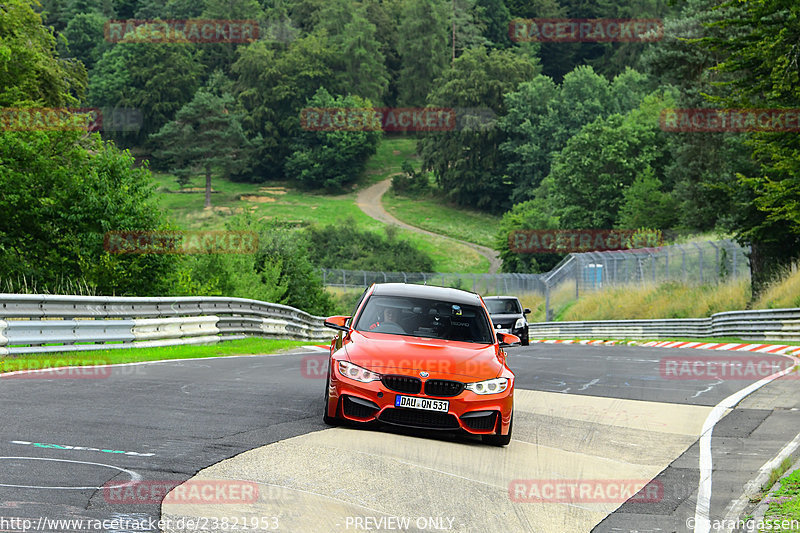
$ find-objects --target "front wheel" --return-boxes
[521,332,529,346]
[482,413,512,446]
[322,370,339,426]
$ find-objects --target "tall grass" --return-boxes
[753,263,800,309]
[0,276,99,295]
[556,279,751,321]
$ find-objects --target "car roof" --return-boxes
[483,296,520,301]
[370,283,483,306]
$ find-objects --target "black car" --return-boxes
[483,296,530,346]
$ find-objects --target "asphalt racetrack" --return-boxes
[1,344,798,533]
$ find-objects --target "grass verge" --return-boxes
[754,264,800,309]
[555,279,751,321]
[760,465,800,531]
[382,191,501,248]
[0,338,314,373]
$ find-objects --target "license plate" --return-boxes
[395,395,449,412]
[496,328,510,334]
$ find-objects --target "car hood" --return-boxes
[343,330,503,380]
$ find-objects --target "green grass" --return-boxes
[383,191,502,248]
[150,138,490,273]
[362,136,420,186]
[760,466,800,531]
[0,338,313,373]
[754,263,800,309]
[556,279,751,321]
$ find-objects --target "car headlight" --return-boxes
[465,377,509,395]
[338,361,382,383]
[514,318,526,329]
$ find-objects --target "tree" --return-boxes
[498,75,559,202]
[62,12,109,71]
[0,0,87,107]
[150,88,253,208]
[90,43,204,145]
[317,1,390,104]
[475,0,513,48]
[616,168,678,229]
[232,33,340,180]
[640,0,754,234]
[134,0,203,18]
[254,221,335,315]
[197,0,265,74]
[419,46,537,212]
[396,0,450,106]
[549,92,674,229]
[495,176,562,273]
[0,129,178,295]
[452,0,491,57]
[364,0,404,105]
[499,65,651,202]
[286,88,381,190]
[700,0,800,289]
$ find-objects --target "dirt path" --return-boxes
[356,177,502,274]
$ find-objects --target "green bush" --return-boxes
[0,129,177,295]
[391,160,431,196]
[305,221,434,272]
[286,88,381,190]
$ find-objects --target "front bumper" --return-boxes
[326,372,514,436]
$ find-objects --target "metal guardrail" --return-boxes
[0,295,330,356]
[528,308,800,342]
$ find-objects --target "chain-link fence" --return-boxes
[541,239,750,320]
[321,240,751,319]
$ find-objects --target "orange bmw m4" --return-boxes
[322,283,519,446]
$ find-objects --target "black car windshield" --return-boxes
[354,295,494,344]
[485,298,521,315]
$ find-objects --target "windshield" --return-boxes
[485,298,522,315]
[354,295,494,344]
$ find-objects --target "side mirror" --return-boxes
[523,308,531,314]
[324,315,351,332]
[497,332,520,347]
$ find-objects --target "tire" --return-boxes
[521,332,529,346]
[322,369,339,426]
[482,413,512,446]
